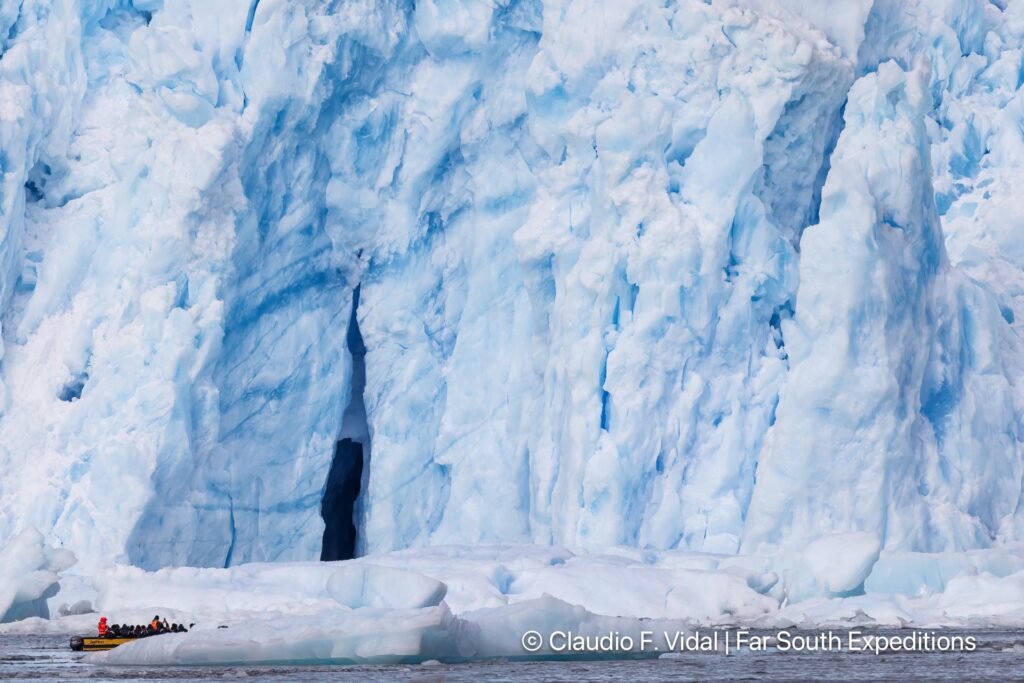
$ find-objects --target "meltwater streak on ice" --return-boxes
[0,0,1022,586]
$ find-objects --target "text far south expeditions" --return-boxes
[542,630,978,655]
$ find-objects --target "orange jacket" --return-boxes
[150,619,159,630]
[98,620,108,636]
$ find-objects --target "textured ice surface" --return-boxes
[87,545,778,622]
[39,546,1024,664]
[0,0,1022,603]
[745,58,1023,557]
[0,529,75,623]
[93,603,471,665]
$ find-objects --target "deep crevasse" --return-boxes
[0,0,1021,575]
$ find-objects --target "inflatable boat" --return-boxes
[69,636,136,651]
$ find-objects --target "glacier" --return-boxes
[0,0,1024,629]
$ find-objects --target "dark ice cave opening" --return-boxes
[321,438,363,561]
[321,285,370,561]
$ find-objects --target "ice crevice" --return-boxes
[322,284,370,562]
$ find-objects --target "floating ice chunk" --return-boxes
[803,532,881,595]
[864,547,1024,596]
[90,593,712,665]
[935,570,1024,622]
[327,564,447,609]
[46,573,97,619]
[505,554,777,621]
[92,604,471,666]
[761,593,918,629]
[0,528,76,623]
[94,563,342,618]
[361,545,577,614]
[460,594,700,658]
[57,599,93,616]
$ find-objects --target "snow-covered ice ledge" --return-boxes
[4,543,1022,666]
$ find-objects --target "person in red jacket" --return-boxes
[97,617,108,637]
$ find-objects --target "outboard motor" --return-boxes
[69,636,84,651]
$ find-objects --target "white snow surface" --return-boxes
[0,0,1023,619]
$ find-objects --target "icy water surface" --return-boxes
[2,632,1024,682]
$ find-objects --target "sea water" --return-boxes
[2,632,1023,682]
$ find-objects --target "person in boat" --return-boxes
[150,615,160,630]
[97,617,108,637]
[161,617,170,632]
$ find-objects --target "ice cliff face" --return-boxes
[0,0,1023,573]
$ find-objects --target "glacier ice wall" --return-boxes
[0,0,1022,573]
[746,59,1023,553]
